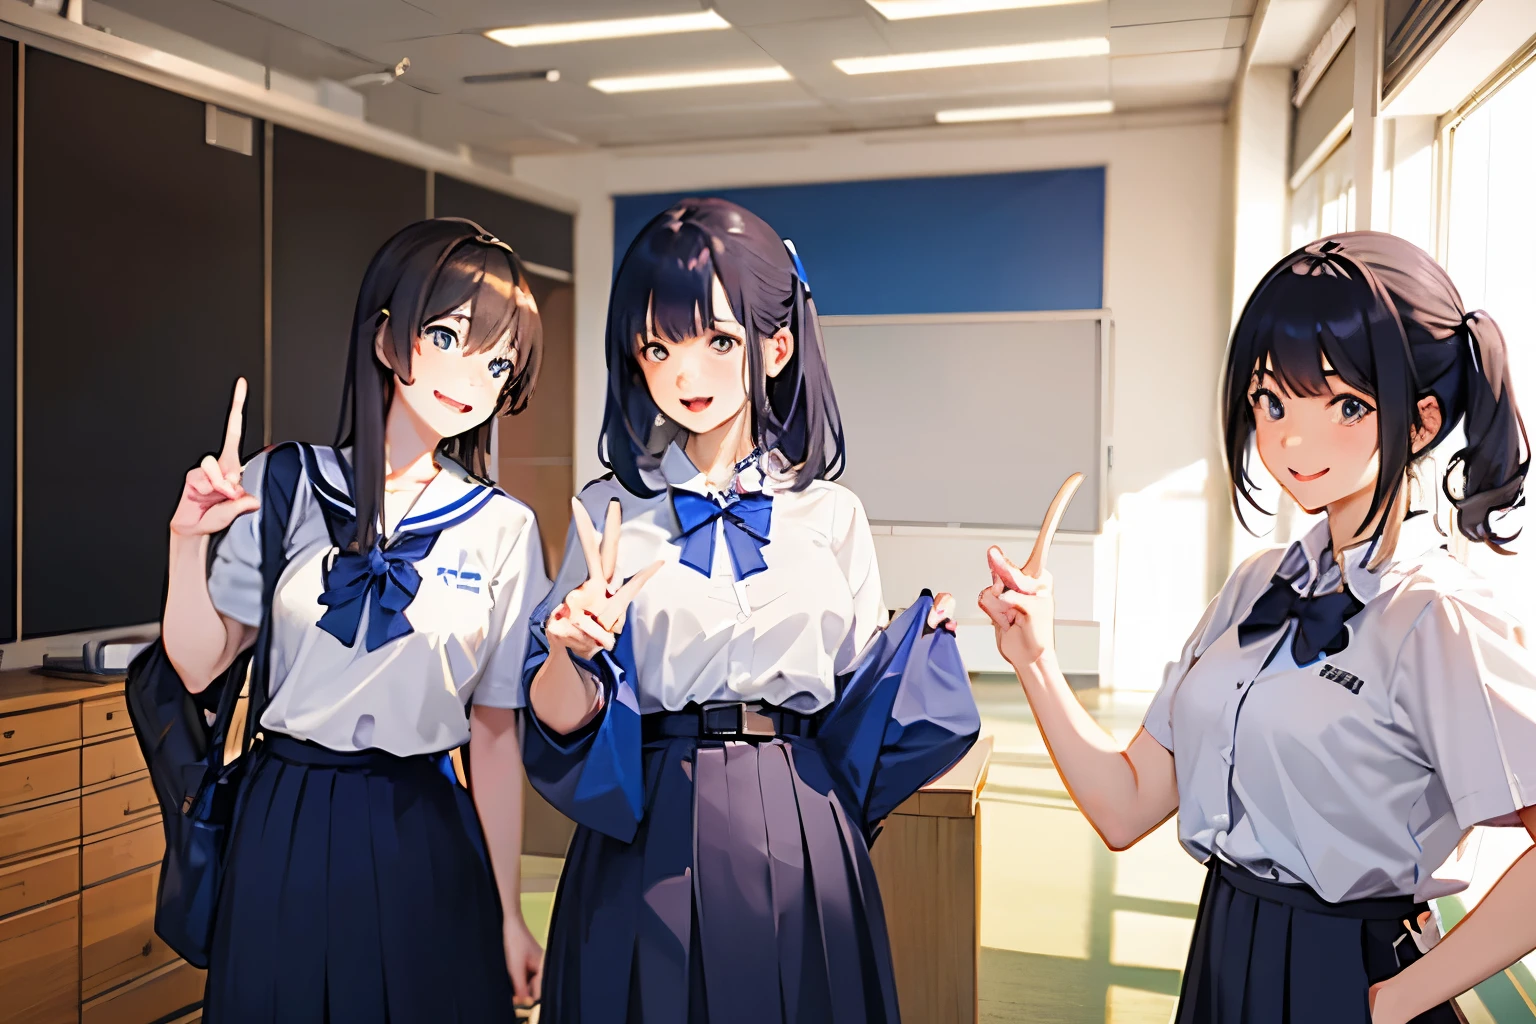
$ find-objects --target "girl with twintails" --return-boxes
[520,198,980,1022]
[163,219,548,1020]
[982,232,1536,1023]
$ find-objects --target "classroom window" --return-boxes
[1444,56,1536,628]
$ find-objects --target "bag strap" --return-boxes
[202,443,306,768]
[245,442,306,748]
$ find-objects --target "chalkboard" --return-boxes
[23,51,263,636]
[821,313,1107,532]
[270,127,424,445]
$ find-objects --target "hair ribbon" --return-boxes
[783,238,812,296]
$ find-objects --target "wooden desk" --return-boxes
[870,734,993,1024]
[0,669,204,1024]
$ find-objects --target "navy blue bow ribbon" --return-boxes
[316,531,442,652]
[671,489,773,580]
[1238,574,1364,665]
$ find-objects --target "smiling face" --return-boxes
[635,272,793,437]
[380,300,517,441]
[1248,356,1382,514]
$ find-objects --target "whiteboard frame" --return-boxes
[819,309,1115,534]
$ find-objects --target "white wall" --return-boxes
[514,110,1231,688]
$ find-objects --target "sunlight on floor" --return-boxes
[975,677,1204,1024]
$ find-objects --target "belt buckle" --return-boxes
[701,702,777,739]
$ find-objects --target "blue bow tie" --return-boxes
[317,531,443,652]
[671,489,773,580]
[1238,573,1364,666]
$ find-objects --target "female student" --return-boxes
[520,197,981,1023]
[163,218,548,1021]
[981,231,1536,1023]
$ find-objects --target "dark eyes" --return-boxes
[1251,388,1284,421]
[640,335,738,363]
[1332,395,1374,425]
[426,326,459,351]
[708,334,738,353]
[642,342,669,363]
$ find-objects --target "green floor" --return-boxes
[517,678,1535,1022]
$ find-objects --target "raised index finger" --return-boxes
[1023,472,1084,577]
[570,497,605,585]
[218,378,248,471]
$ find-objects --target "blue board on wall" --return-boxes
[613,167,1105,316]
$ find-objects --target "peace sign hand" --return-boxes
[545,497,664,661]
[978,473,1083,670]
[169,378,261,539]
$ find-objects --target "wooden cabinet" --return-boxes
[0,671,204,1023]
[870,735,992,1024]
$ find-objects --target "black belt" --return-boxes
[1215,859,1428,921]
[642,703,821,743]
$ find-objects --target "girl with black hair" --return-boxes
[162,218,548,1020]
[981,231,1536,1023]
[520,197,981,1023]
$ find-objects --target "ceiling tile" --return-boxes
[1110,16,1248,54]
[1110,45,1241,85]
[1109,0,1256,27]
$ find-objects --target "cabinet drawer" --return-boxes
[82,864,179,1000]
[0,750,81,811]
[83,734,146,787]
[83,776,159,837]
[0,848,79,918]
[0,796,80,865]
[83,696,130,738]
[0,895,80,1024]
[0,705,80,760]
[82,957,203,1024]
[84,820,165,887]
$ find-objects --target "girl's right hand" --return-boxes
[169,378,260,538]
[545,497,663,660]
[978,473,1083,670]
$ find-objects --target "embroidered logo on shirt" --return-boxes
[1319,663,1365,694]
[436,566,482,594]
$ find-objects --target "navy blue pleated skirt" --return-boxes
[203,733,516,1023]
[1176,859,1462,1024]
[540,733,901,1024]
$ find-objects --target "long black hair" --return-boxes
[336,217,542,551]
[599,197,844,496]
[1222,231,1527,549]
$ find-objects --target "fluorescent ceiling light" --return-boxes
[937,99,1113,122]
[834,38,1109,75]
[486,9,730,48]
[590,65,792,94]
[868,0,1096,19]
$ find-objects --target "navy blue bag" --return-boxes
[126,442,303,968]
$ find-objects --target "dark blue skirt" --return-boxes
[203,733,516,1023]
[540,733,901,1024]
[1176,859,1462,1024]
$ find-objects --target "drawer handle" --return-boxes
[2,730,13,740]
[106,712,116,721]
[123,803,157,816]
[140,941,152,957]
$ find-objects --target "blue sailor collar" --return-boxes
[302,445,496,543]
[1278,510,1449,605]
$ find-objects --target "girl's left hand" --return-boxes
[927,592,956,633]
[503,915,543,1009]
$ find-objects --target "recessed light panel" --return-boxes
[834,38,1110,75]
[487,10,731,48]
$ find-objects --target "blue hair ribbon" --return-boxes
[783,238,811,296]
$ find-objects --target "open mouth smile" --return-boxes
[434,390,472,414]
[681,397,713,413]
[1290,467,1330,482]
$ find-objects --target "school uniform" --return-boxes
[520,443,981,1024]
[202,444,547,1023]
[1145,510,1536,1023]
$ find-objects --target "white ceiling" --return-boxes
[92,0,1260,154]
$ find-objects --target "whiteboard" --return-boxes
[821,312,1108,533]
